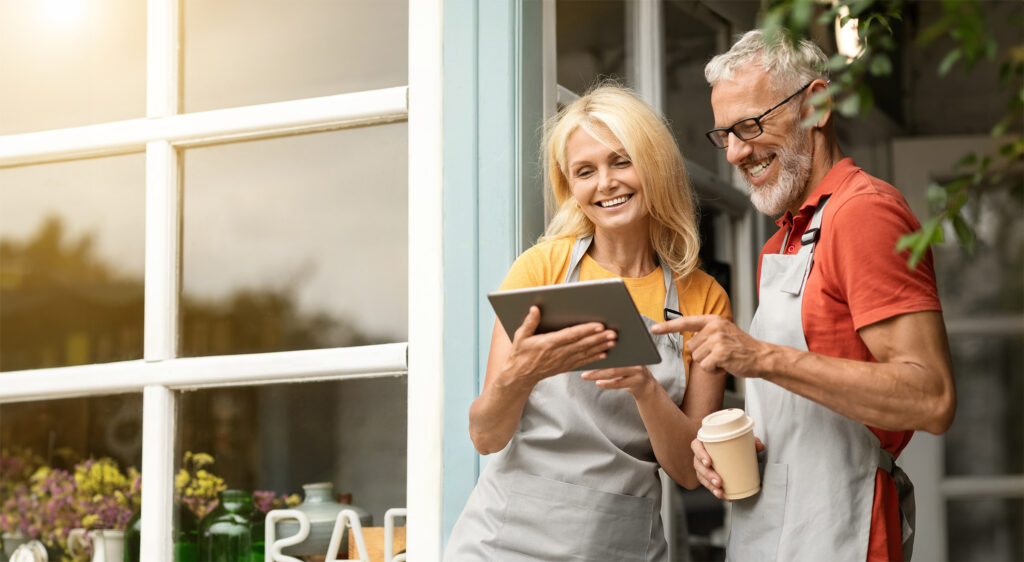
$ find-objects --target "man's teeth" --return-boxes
[747,156,774,178]
[598,195,630,208]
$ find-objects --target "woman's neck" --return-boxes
[588,228,657,278]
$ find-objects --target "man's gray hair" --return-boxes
[705,29,829,95]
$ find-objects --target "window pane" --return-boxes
[175,378,407,537]
[934,181,1024,317]
[947,498,1024,562]
[0,155,146,372]
[664,3,725,173]
[182,0,408,113]
[0,395,143,553]
[944,335,1024,477]
[556,0,628,95]
[181,124,408,357]
[0,0,146,134]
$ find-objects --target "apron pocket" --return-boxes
[727,462,789,562]
[496,473,653,562]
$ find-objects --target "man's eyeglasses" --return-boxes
[705,82,813,149]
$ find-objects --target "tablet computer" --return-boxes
[487,278,662,370]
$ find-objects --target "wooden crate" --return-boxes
[347,527,406,562]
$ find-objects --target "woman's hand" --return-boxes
[469,307,617,455]
[503,306,618,388]
[691,436,765,500]
[580,365,656,398]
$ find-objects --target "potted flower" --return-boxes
[0,447,46,556]
[66,458,141,562]
[0,464,81,560]
[175,451,227,520]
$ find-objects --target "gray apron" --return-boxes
[727,197,916,561]
[444,236,686,561]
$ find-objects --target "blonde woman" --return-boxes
[444,85,731,561]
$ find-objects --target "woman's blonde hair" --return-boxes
[540,84,701,280]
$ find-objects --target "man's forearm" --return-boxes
[761,344,955,433]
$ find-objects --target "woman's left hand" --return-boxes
[580,366,656,398]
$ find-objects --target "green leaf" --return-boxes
[837,93,861,117]
[906,215,944,269]
[802,108,829,128]
[938,49,963,76]
[896,231,919,253]
[828,53,851,71]
[991,117,1009,137]
[951,213,976,255]
[998,139,1024,158]
[858,85,875,115]
[954,152,978,169]
[926,183,948,207]
[869,54,893,76]
[848,0,873,18]
[791,0,813,32]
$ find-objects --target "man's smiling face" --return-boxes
[710,62,813,216]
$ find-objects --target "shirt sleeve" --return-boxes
[822,192,942,330]
[703,278,733,321]
[497,240,567,291]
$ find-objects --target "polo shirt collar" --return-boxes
[774,157,858,229]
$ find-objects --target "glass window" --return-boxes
[182,0,408,113]
[0,0,146,135]
[934,181,1024,317]
[946,498,1024,562]
[943,335,1024,477]
[556,0,628,95]
[176,378,408,525]
[180,124,408,357]
[663,2,725,174]
[0,155,146,372]
[0,395,143,554]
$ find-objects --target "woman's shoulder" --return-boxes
[675,268,732,319]
[501,237,576,290]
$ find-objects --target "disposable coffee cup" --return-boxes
[697,408,760,500]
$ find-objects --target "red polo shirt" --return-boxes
[758,158,942,562]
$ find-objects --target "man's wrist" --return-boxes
[758,342,786,381]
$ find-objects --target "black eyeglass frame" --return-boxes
[705,81,814,149]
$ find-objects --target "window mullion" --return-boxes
[141,0,180,559]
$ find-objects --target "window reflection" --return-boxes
[176,378,408,527]
[934,181,1024,317]
[0,155,145,372]
[944,338,1024,477]
[0,0,146,134]
[0,395,143,554]
[182,0,408,112]
[947,498,1024,562]
[181,124,408,357]
[556,0,628,95]
[664,2,726,174]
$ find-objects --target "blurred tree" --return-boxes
[762,0,1023,267]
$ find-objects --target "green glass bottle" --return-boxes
[123,503,199,562]
[198,490,257,562]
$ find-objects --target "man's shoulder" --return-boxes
[825,167,918,227]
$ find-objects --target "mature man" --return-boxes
[652,30,956,561]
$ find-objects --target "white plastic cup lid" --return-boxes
[697,408,754,442]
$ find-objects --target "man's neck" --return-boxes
[787,128,844,216]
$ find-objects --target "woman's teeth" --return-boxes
[598,194,631,208]
[747,156,775,178]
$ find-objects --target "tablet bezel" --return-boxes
[487,278,662,370]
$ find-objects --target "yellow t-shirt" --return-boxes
[499,237,733,365]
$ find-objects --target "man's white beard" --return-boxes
[745,125,812,216]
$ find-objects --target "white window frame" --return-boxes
[0,0,423,559]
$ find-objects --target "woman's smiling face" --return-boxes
[565,126,648,238]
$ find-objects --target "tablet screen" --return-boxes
[487,278,662,370]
